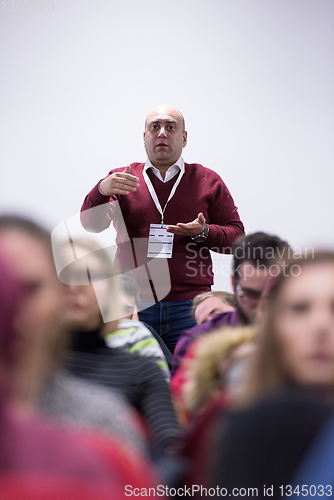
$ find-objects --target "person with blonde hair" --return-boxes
[191,291,236,325]
[204,251,334,499]
[56,236,180,454]
[239,250,334,405]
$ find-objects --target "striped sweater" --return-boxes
[105,319,170,381]
[65,329,180,452]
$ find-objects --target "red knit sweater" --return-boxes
[81,162,244,301]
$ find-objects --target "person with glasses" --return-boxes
[171,232,290,376]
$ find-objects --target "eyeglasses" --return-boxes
[235,284,262,301]
[60,268,107,286]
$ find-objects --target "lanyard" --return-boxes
[143,163,185,224]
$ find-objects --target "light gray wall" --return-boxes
[1,0,333,290]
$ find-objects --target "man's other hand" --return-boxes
[99,166,140,196]
[166,212,206,236]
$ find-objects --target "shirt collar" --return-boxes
[144,156,185,175]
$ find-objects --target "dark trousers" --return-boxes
[138,299,197,354]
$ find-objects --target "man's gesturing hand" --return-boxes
[166,212,206,237]
[99,166,139,196]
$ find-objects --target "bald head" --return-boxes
[145,104,185,132]
[143,104,187,169]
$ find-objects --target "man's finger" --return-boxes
[117,172,139,185]
[117,177,138,187]
[115,174,139,189]
[117,188,130,195]
[115,179,137,192]
[123,165,131,174]
[166,225,181,233]
[167,225,194,235]
[197,212,206,224]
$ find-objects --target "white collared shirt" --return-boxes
[144,157,185,183]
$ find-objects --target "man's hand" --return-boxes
[99,166,139,196]
[166,212,206,236]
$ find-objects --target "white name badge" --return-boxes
[147,224,174,259]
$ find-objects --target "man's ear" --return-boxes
[183,131,187,147]
[143,131,146,142]
[132,304,139,321]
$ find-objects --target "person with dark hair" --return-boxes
[0,230,160,498]
[231,231,290,324]
[171,232,290,375]
[80,104,244,352]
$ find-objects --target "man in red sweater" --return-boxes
[80,104,244,352]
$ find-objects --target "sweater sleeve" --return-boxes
[80,166,130,233]
[136,357,180,451]
[80,179,113,233]
[80,163,144,234]
[204,174,245,253]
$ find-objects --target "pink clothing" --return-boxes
[0,405,159,497]
[0,252,160,496]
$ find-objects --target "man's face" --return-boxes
[232,260,273,324]
[195,296,235,324]
[143,105,187,168]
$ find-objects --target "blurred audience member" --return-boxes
[239,250,334,404]
[118,273,140,320]
[171,291,237,423]
[172,232,290,375]
[209,392,333,500]
[187,250,334,498]
[192,291,236,325]
[172,326,256,425]
[104,273,171,380]
[285,410,334,498]
[0,245,159,499]
[56,237,180,455]
[0,216,148,453]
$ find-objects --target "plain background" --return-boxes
[1,0,333,291]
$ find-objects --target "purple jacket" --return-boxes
[171,309,240,376]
